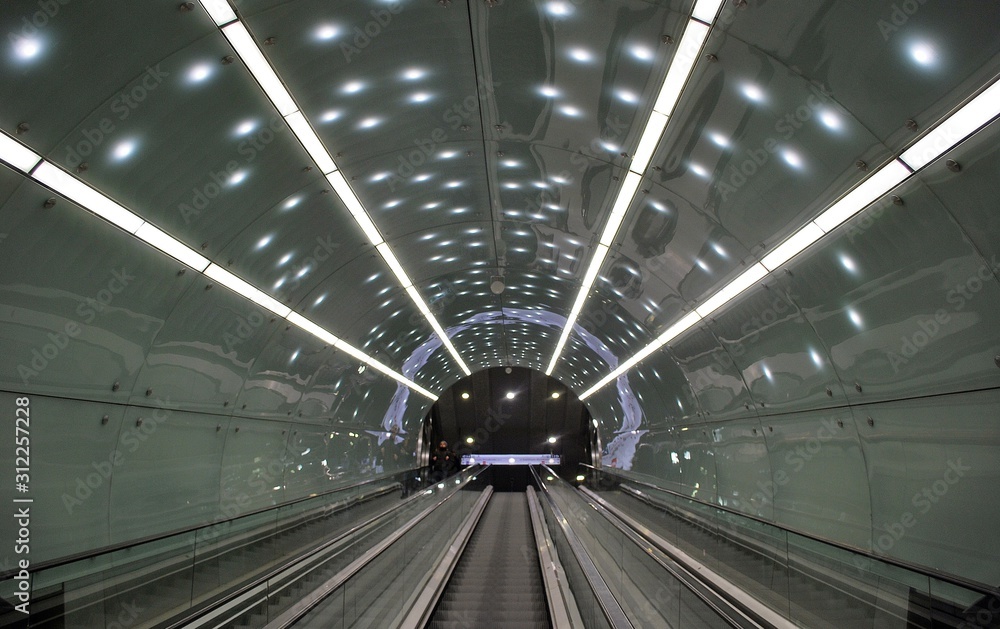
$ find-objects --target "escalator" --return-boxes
[427,492,549,628]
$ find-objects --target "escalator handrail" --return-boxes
[263,467,488,629]
[576,485,787,629]
[582,464,1000,597]
[526,486,585,629]
[1,467,430,581]
[393,486,494,628]
[173,466,485,629]
[530,467,634,629]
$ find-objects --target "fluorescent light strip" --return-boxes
[135,224,210,271]
[692,0,726,23]
[598,173,642,246]
[4,131,432,401]
[205,6,472,381]
[0,131,42,173]
[814,160,909,232]
[205,264,292,318]
[579,157,917,399]
[579,311,705,399]
[572,38,1000,402]
[653,20,710,117]
[760,222,825,271]
[32,162,144,233]
[326,171,384,245]
[286,312,338,345]
[283,313,435,398]
[284,112,337,174]
[200,0,236,24]
[695,263,767,319]
[380,243,413,288]
[900,79,1000,171]
[547,10,715,377]
[629,111,668,175]
[220,22,298,116]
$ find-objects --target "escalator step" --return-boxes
[427,492,550,629]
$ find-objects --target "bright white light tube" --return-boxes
[32,162,144,233]
[695,263,768,319]
[761,222,825,271]
[814,160,909,233]
[204,264,292,317]
[286,312,339,346]
[379,244,413,288]
[0,132,41,173]
[653,20,710,117]
[326,171,384,245]
[135,223,210,271]
[657,310,703,346]
[629,112,668,175]
[284,112,337,174]
[692,0,726,23]
[901,79,1000,171]
[599,173,642,246]
[199,0,236,24]
[221,23,298,116]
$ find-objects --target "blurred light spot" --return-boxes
[187,63,212,83]
[782,149,804,169]
[320,109,342,123]
[741,83,765,102]
[12,36,42,60]
[709,132,730,148]
[630,45,654,61]
[315,24,340,40]
[819,110,842,131]
[111,140,136,161]
[546,1,572,16]
[910,41,937,67]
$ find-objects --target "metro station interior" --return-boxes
[1,0,998,627]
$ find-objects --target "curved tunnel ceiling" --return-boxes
[1,0,998,414]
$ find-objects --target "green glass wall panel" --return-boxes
[763,408,871,548]
[707,418,774,520]
[786,178,1000,403]
[0,393,124,564]
[859,388,1000,586]
[0,173,196,402]
[108,407,227,543]
[219,417,292,513]
[664,326,755,421]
